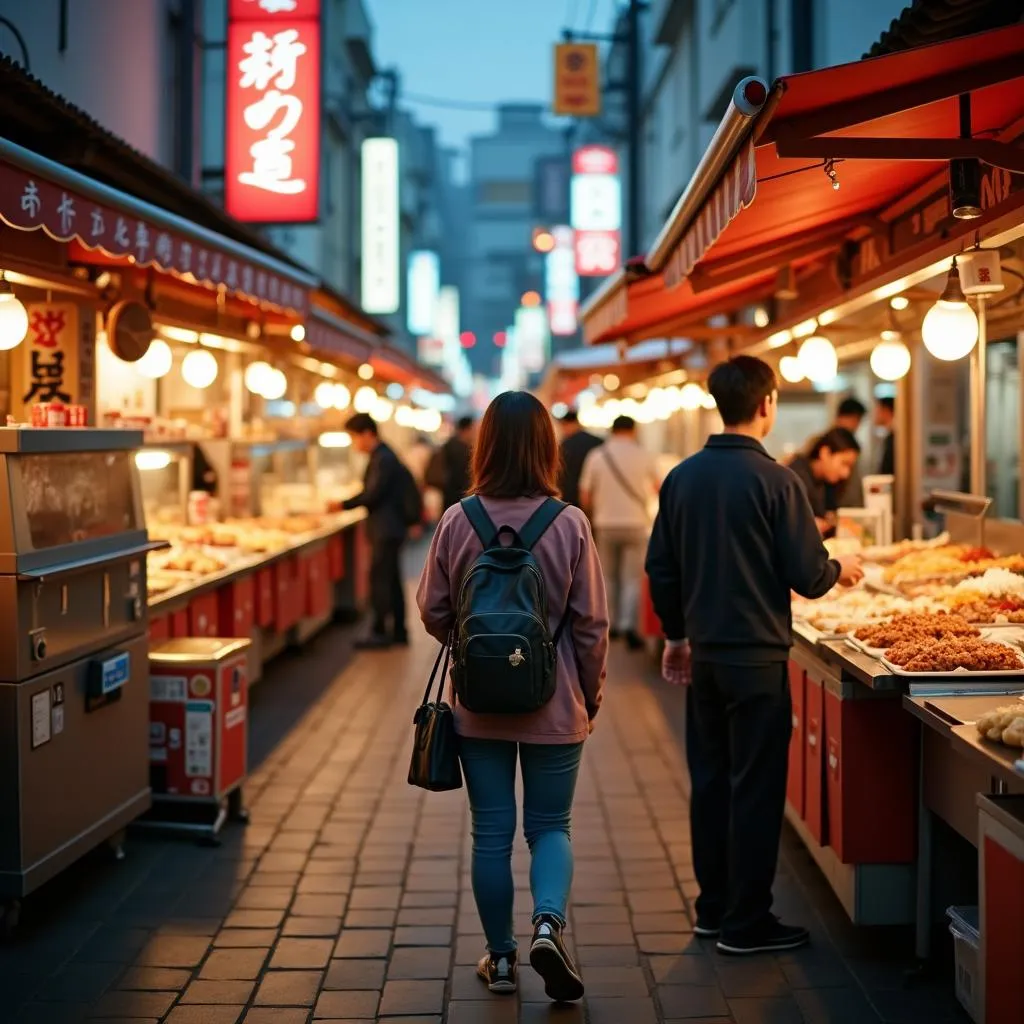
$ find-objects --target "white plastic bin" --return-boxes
[947,905,980,1023]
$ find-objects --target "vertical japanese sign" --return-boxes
[407,250,439,335]
[14,302,81,416]
[515,305,550,374]
[361,138,400,315]
[571,146,621,277]
[545,225,579,336]
[553,43,601,117]
[225,0,321,223]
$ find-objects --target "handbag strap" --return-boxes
[601,446,648,513]
[420,636,452,707]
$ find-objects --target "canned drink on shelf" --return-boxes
[67,405,87,427]
[30,404,47,427]
[46,403,67,427]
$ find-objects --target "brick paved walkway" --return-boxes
[0,619,966,1023]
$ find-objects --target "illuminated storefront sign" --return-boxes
[361,138,400,315]
[570,145,621,277]
[515,305,550,374]
[225,0,321,223]
[407,250,440,335]
[545,225,579,336]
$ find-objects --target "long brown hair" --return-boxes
[470,391,561,499]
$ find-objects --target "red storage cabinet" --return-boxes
[823,687,917,864]
[255,567,274,628]
[803,670,827,846]
[170,609,189,638]
[219,575,255,639]
[188,592,220,638]
[149,615,170,643]
[273,557,302,633]
[979,795,1024,1024]
[786,660,806,819]
[328,533,345,581]
[303,548,332,619]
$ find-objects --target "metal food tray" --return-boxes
[881,640,1024,679]
[845,635,889,659]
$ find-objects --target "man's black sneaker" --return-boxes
[716,918,809,956]
[693,918,721,938]
[477,951,517,993]
[529,915,584,1002]
[355,634,392,651]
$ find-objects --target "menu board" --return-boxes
[18,451,138,550]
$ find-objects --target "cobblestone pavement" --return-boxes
[0,620,966,1023]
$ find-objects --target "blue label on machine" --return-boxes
[98,652,130,694]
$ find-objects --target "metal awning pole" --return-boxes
[969,296,988,496]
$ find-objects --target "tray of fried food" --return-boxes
[881,635,1024,677]
[157,546,228,576]
[791,590,933,636]
[848,611,980,657]
[883,546,1024,586]
[976,704,1024,747]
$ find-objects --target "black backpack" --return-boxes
[453,496,569,714]
[398,461,424,526]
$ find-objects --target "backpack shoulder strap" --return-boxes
[460,496,497,547]
[519,498,568,551]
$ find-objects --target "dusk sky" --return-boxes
[364,0,620,155]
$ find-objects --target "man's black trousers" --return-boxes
[369,539,406,639]
[686,660,792,937]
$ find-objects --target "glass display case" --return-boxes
[136,443,193,529]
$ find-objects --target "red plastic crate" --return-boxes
[823,689,917,864]
[219,575,255,639]
[255,567,274,628]
[328,534,345,581]
[303,549,333,619]
[188,592,220,638]
[803,671,827,846]
[786,660,806,819]
[274,558,302,633]
[170,609,189,638]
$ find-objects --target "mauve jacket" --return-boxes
[416,496,609,744]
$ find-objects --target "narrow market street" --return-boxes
[0,594,966,1024]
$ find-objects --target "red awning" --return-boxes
[582,23,1024,345]
[305,308,375,366]
[0,137,315,314]
[371,345,450,395]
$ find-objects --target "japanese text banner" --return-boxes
[0,161,309,312]
[225,6,321,224]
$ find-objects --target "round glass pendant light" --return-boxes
[332,383,351,410]
[797,335,838,384]
[779,356,804,384]
[244,361,274,395]
[354,385,377,413]
[262,368,287,401]
[870,339,912,381]
[314,381,336,409]
[680,382,706,411]
[0,276,29,351]
[921,258,979,361]
[182,348,218,389]
[135,339,173,379]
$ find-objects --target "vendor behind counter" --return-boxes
[789,427,861,536]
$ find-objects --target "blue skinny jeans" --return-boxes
[459,738,584,954]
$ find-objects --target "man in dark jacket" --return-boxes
[439,416,475,511]
[645,355,862,956]
[343,413,410,649]
[558,409,603,508]
[875,396,895,476]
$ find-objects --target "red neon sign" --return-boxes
[225,1,321,224]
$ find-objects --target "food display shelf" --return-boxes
[147,509,366,613]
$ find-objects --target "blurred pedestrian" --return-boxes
[580,415,659,650]
[344,413,420,649]
[788,427,861,536]
[646,355,862,957]
[875,396,895,475]
[557,409,602,509]
[417,391,608,1001]
[830,397,866,507]
[434,415,475,511]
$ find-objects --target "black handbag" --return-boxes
[407,639,463,792]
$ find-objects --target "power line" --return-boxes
[565,0,581,31]
[582,0,599,31]
[402,91,503,112]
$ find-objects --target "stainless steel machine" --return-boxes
[0,428,156,934]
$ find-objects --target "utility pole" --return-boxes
[626,0,642,258]
[563,1,645,256]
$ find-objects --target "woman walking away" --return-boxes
[417,391,609,1001]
